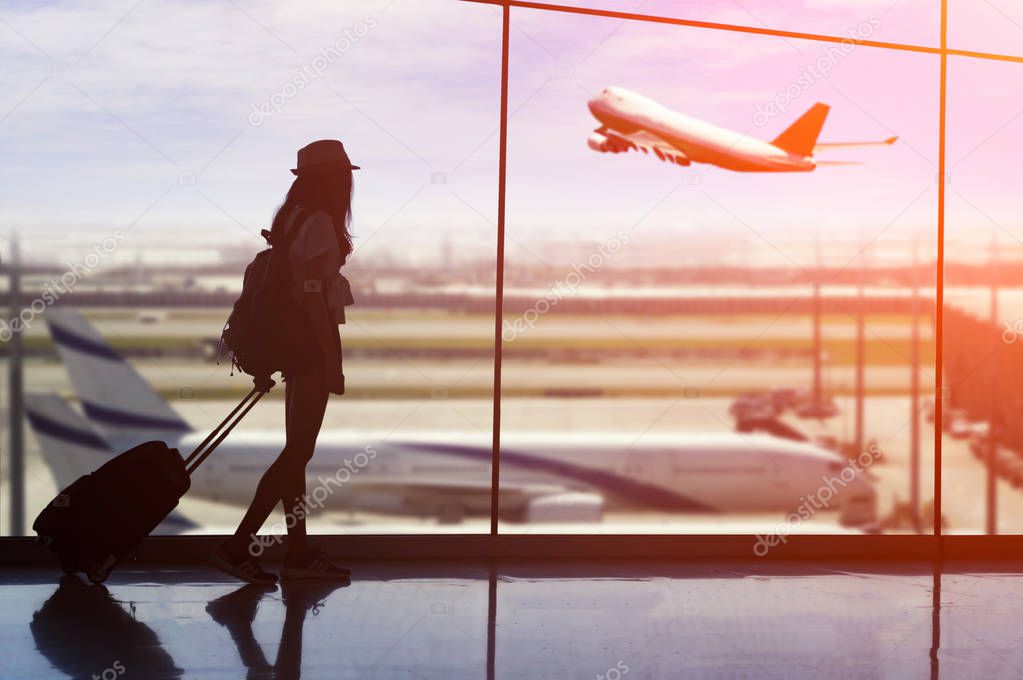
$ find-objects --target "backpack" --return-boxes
[219,209,320,389]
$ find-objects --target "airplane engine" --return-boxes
[838,485,878,528]
[520,492,604,523]
[587,132,611,152]
[834,468,878,528]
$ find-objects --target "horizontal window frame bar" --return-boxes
[3,535,1022,564]
[461,0,1023,64]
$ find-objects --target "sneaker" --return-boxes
[205,583,275,674]
[205,582,277,628]
[210,544,278,585]
[280,545,351,581]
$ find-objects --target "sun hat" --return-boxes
[291,139,360,175]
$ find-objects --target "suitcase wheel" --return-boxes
[86,555,117,584]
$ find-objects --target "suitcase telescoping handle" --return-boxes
[183,381,270,475]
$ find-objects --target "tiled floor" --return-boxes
[1,560,1021,679]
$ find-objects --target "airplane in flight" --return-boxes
[26,308,878,531]
[587,86,896,172]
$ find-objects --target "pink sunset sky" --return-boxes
[0,0,1021,268]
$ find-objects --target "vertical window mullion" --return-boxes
[490,0,511,536]
[934,0,948,542]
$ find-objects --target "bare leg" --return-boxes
[228,371,328,558]
[279,371,329,556]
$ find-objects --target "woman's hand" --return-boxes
[323,311,346,394]
[324,357,345,394]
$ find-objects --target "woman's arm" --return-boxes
[300,252,344,393]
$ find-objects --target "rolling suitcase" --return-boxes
[33,386,267,583]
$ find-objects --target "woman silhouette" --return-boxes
[212,140,357,584]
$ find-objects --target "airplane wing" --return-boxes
[598,128,691,166]
[339,477,604,523]
[814,136,897,151]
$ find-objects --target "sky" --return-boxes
[1,0,1021,270]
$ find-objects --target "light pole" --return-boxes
[987,232,998,535]
[910,238,921,533]
[854,236,866,456]
[8,232,24,536]
[812,237,822,412]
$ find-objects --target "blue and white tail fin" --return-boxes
[25,393,113,490]
[45,308,192,444]
[26,391,200,533]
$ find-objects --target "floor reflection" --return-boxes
[932,562,941,680]
[206,581,349,679]
[31,575,353,680]
[13,561,1023,679]
[31,574,183,679]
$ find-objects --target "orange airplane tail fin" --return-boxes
[772,103,830,156]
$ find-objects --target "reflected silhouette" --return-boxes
[487,566,496,680]
[30,574,183,679]
[206,584,276,678]
[207,579,349,679]
[931,561,941,680]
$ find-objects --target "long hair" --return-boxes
[269,168,354,262]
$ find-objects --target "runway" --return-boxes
[14,308,926,341]
[7,357,935,400]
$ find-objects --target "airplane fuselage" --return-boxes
[83,430,876,525]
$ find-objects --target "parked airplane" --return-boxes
[26,309,878,529]
[587,86,896,172]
